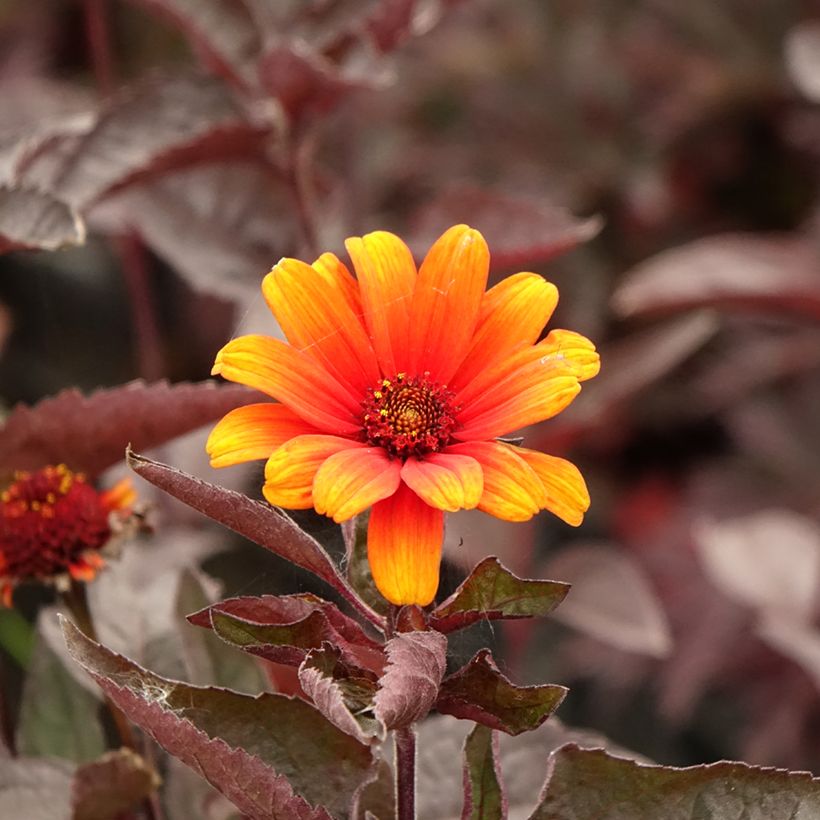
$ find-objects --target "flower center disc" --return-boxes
[362,372,458,458]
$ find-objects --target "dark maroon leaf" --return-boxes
[0,185,84,254]
[437,650,566,737]
[462,724,507,820]
[129,451,386,629]
[373,631,447,729]
[125,0,261,90]
[0,380,258,479]
[61,617,375,820]
[72,748,159,820]
[531,745,820,819]
[408,187,602,271]
[612,234,820,321]
[430,557,570,634]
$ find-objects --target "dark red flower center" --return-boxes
[361,372,459,458]
[0,465,112,582]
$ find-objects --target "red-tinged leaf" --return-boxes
[0,185,84,254]
[611,234,820,321]
[125,0,260,90]
[0,755,75,820]
[72,748,160,820]
[756,613,820,690]
[190,594,385,674]
[61,617,375,820]
[408,187,602,271]
[373,631,447,729]
[35,74,265,209]
[786,22,820,102]
[0,380,258,479]
[430,557,570,634]
[530,745,820,820]
[298,645,382,744]
[128,451,385,629]
[436,650,566,737]
[545,544,672,659]
[462,724,508,820]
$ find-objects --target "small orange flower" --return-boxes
[0,465,136,606]
[208,225,599,606]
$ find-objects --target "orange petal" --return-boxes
[312,252,362,317]
[263,258,379,394]
[517,448,590,526]
[345,231,416,375]
[407,225,489,383]
[313,447,402,522]
[100,477,136,512]
[1,582,12,608]
[447,441,547,521]
[212,335,361,435]
[400,453,483,512]
[263,435,362,510]
[368,482,444,606]
[207,403,318,468]
[68,552,105,582]
[451,272,558,393]
[537,329,600,382]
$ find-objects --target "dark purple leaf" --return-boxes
[462,724,508,820]
[437,650,566,737]
[612,234,820,321]
[0,380,258,479]
[61,617,375,820]
[408,187,602,271]
[430,557,570,634]
[0,185,84,254]
[373,631,447,729]
[72,748,159,820]
[531,745,820,819]
[129,451,386,629]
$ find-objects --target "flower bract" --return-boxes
[208,225,599,606]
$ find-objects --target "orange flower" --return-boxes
[208,226,599,606]
[0,465,136,606]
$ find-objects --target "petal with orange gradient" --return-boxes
[212,335,361,434]
[447,441,547,521]
[263,258,379,394]
[407,225,489,383]
[400,453,483,512]
[99,477,137,512]
[537,329,601,383]
[517,448,590,526]
[368,482,444,606]
[313,447,402,523]
[450,272,558,393]
[312,252,362,317]
[263,435,362,510]
[207,403,319,468]
[345,231,416,375]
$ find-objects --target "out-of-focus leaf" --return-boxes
[786,22,820,102]
[373,631,447,730]
[437,650,566,737]
[29,74,264,209]
[342,513,389,617]
[0,380,258,479]
[612,234,820,320]
[0,185,84,254]
[430,557,569,634]
[0,608,34,667]
[298,645,381,744]
[353,758,394,820]
[545,543,673,658]
[129,451,385,628]
[189,594,384,673]
[16,633,106,763]
[125,0,260,89]
[756,613,820,692]
[0,756,75,820]
[462,724,507,820]
[530,745,820,820]
[409,187,602,271]
[72,748,160,820]
[61,617,375,820]
[694,511,820,621]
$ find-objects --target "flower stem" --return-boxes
[394,725,417,820]
[0,655,15,756]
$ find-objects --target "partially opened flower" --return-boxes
[208,225,599,606]
[0,465,136,606]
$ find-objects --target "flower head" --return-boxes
[0,465,136,606]
[208,225,599,606]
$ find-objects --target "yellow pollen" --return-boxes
[31,501,40,511]
[373,391,382,399]
[1,491,8,502]
[46,493,56,504]
[380,408,388,416]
